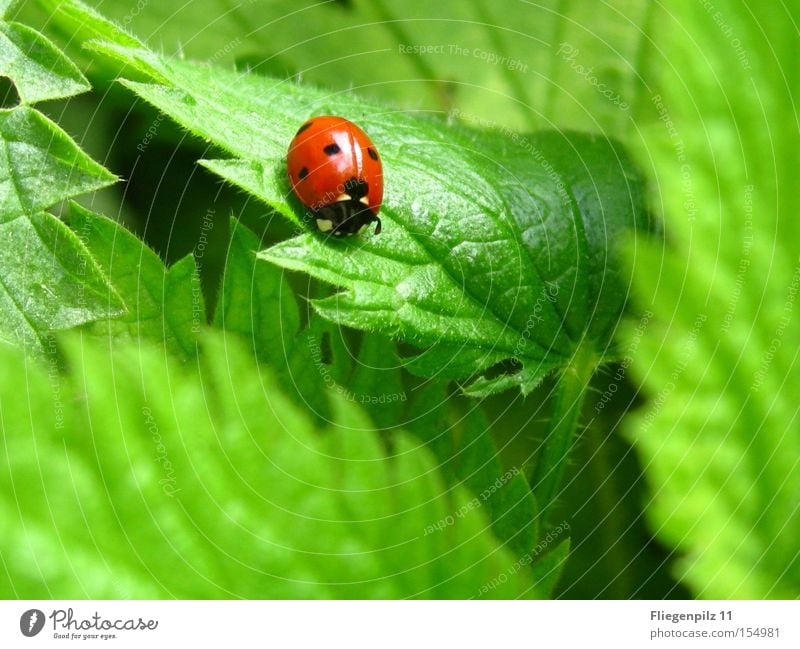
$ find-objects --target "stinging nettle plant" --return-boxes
[64,0,648,512]
[0,0,656,599]
[0,0,122,348]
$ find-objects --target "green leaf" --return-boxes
[407,382,540,561]
[16,0,160,92]
[38,0,649,134]
[35,0,143,50]
[0,333,548,598]
[211,218,350,421]
[0,1,15,19]
[0,13,121,350]
[0,20,89,102]
[277,316,359,424]
[0,106,115,220]
[0,211,124,347]
[199,158,296,226]
[213,218,300,364]
[68,203,201,356]
[625,1,800,598]
[529,537,571,596]
[262,129,644,398]
[77,36,647,396]
[347,333,406,430]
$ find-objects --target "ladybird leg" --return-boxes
[373,216,382,235]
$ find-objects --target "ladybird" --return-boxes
[287,115,383,236]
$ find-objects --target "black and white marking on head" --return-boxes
[343,176,369,200]
[323,143,341,155]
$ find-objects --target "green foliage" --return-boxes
[213,218,300,365]
[625,1,800,597]
[69,203,202,356]
[0,19,88,102]
[0,6,121,350]
[6,0,793,603]
[344,333,405,430]
[265,130,646,398]
[67,26,647,397]
[0,107,114,219]
[0,211,121,348]
[407,382,539,557]
[210,218,343,422]
[0,334,546,598]
[33,0,650,134]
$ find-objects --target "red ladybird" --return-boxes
[287,115,383,236]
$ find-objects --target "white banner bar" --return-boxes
[1,600,797,648]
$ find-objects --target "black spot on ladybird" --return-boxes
[298,166,309,179]
[323,143,341,156]
[296,121,313,136]
[367,147,379,161]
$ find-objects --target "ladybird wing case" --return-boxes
[288,115,383,213]
[287,115,384,236]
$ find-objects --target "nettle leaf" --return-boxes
[0,10,120,351]
[0,20,89,102]
[211,219,346,420]
[625,1,800,597]
[0,62,120,350]
[0,334,546,598]
[403,380,571,595]
[211,219,404,429]
[347,332,406,430]
[39,0,648,134]
[0,106,115,220]
[34,0,143,51]
[529,537,571,597]
[68,203,201,356]
[408,384,538,555]
[32,0,165,85]
[0,211,123,347]
[213,218,300,365]
[80,34,647,396]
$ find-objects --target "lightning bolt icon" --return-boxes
[28,611,38,632]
